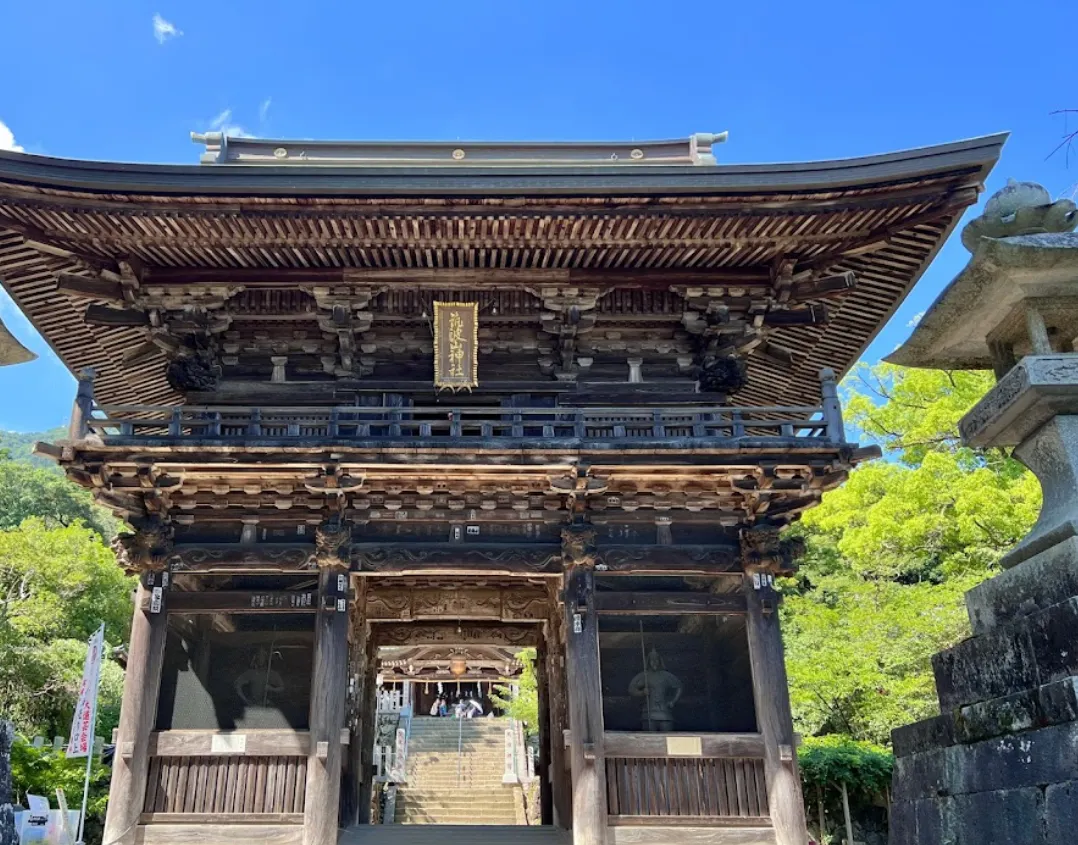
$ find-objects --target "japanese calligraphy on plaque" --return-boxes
[433,301,479,390]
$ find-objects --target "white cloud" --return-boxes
[259,98,272,122]
[153,13,182,44]
[0,120,23,152]
[208,108,253,138]
[907,311,925,329]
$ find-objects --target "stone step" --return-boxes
[341,826,562,843]
[398,788,519,801]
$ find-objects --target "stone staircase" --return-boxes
[394,717,522,825]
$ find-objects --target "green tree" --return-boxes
[782,363,1040,744]
[0,519,132,737]
[0,427,68,468]
[10,738,112,844]
[491,648,540,735]
[0,460,117,539]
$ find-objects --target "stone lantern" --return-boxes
[886,180,1078,844]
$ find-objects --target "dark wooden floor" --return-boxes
[339,826,569,845]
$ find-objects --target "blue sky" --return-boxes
[1,0,1075,431]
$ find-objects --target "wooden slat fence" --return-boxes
[605,756,769,823]
[143,755,307,815]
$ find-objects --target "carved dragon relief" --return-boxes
[740,526,805,575]
[315,519,352,569]
[561,524,597,568]
[111,517,173,573]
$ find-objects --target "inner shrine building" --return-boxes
[0,130,1004,845]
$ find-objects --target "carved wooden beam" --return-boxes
[168,543,317,572]
[148,589,319,614]
[593,591,747,615]
[373,622,539,647]
[352,543,562,575]
[593,544,742,575]
[365,584,549,621]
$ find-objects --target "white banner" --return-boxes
[67,624,104,759]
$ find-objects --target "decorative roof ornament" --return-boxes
[960,179,1077,252]
[190,131,729,167]
[0,315,35,366]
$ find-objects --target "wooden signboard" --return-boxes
[433,301,478,390]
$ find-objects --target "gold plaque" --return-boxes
[665,736,703,757]
[433,301,479,391]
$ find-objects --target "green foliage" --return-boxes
[10,738,112,843]
[0,518,132,737]
[798,735,893,796]
[783,363,1040,744]
[0,460,118,539]
[0,427,68,469]
[491,648,540,734]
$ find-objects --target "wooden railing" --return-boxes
[81,402,843,445]
[140,730,309,822]
[605,757,768,823]
[603,732,770,826]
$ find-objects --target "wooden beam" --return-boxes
[148,730,313,757]
[145,266,772,288]
[366,584,549,621]
[594,591,746,615]
[603,731,764,759]
[133,825,302,845]
[56,273,126,302]
[138,814,303,826]
[169,544,316,572]
[84,304,150,327]
[373,622,539,648]
[760,306,828,327]
[103,572,169,845]
[352,543,562,576]
[594,544,742,575]
[788,271,857,303]
[151,590,318,615]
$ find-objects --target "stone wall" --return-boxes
[889,538,1078,843]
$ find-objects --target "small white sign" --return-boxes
[337,574,347,592]
[337,598,347,613]
[572,613,583,634]
[666,736,703,757]
[211,734,247,754]
[150,586,163,614]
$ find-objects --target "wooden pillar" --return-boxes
[343,579,369,827]
[536,626,554,826]
[563,530,607,845]
[102,570,168,845]
[304,564,350,845]
[743,570,808,845]
[818,367,845,444]
[546,589,572,829]
[356,632,378,823]
[68,368,96,440]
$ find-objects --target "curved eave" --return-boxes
[0,133,1007,198]
[886,232,1078,370]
